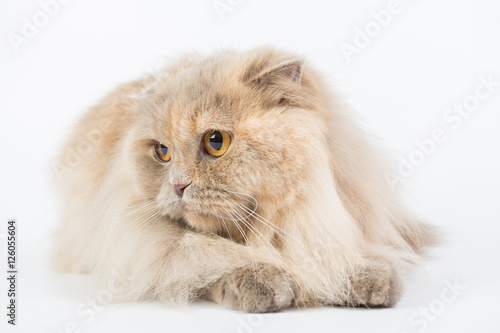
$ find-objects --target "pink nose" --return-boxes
[173,182,190,198]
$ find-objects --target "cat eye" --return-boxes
[153,142,171,162]
[203,130,231,157]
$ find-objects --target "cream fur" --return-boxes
[51,47,437,311]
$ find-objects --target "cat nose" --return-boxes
[173,182,191,198]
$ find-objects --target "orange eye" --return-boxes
[203,130,231,157]
[153,142,171,162]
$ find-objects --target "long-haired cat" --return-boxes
[52,47,436,312]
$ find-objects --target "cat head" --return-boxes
[127,48,330,236]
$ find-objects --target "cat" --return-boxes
[51,46,437,312]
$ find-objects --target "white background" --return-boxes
[1,0,499,332]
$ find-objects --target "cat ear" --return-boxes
[244,59,304,87]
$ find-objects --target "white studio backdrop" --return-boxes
[1,0,499,332]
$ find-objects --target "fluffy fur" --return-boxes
[52,47,436,312]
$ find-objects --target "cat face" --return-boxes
[129,49,326,235]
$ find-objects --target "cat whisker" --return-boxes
[210,187,258,221]
[221,209,259,277]
[64,194,149,216]
[234,202,317,254]
[214,189,318,262]
[77,202,158,232]
[225,200,299,308]
[123,210,162,237]
[215,213,234,241]
[124,211,163,237]
[223,188,258,212]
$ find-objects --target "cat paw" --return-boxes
[347,256,403,307]
[209,263,297,313]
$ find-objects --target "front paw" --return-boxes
[347,256,403,307]
[209,263,297,313]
